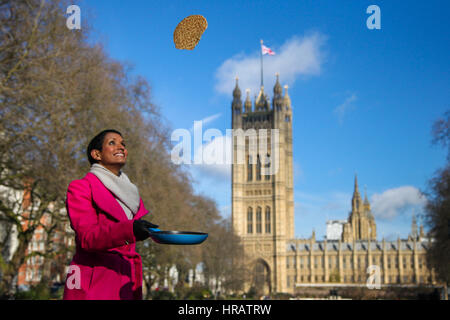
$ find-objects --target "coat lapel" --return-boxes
[85,172,149,222]
[134,198,149,220]
[86,172,128,222]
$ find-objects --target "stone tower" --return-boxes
[231,74,294,294]
[342,175,377,241]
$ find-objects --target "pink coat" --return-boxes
[63,172,150,300]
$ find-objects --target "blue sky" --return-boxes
[77,0,449,240]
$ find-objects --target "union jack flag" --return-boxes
[261,44,275,55]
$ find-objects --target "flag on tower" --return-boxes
[260,40,275,87]
[261,44,275,55]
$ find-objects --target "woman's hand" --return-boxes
[133,219,159,241]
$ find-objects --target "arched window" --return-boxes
[247,207,253,234]
[247,155,253,181]
[256,155,261,180]
[256,207,262,233]
[265,206,271,233]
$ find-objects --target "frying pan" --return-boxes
[148,228,208,245]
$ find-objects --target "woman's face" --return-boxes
[91,132,128,169]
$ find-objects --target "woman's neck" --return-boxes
[97,163,122,176]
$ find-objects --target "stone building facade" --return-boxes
[230,75,435,295]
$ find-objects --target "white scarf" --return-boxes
[89,163,140,220]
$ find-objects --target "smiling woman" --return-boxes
[87,129,128,176]
[63,129,159,300]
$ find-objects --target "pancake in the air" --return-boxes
[173,15,208,50]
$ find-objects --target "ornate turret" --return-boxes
[255,86,270,111]
[232,77,242,114]
[344,176,377,241]
[409,214,418,240]
[352,174,363,212]
[283,85,291,109]
[244,89,252,113]
[273,73,283,111]
[412,214,417,234]
[364,186,373,216]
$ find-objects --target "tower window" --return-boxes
[247,207,253,234]
[285,115,290,122]
[265,206,271,233]
[256,207,262,233]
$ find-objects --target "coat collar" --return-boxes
[84,172,148,221]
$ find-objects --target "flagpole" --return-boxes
[260,39,264,88]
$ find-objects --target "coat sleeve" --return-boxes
[66,179,136,252]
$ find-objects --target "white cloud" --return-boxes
[334,93,357,124]
[371,186,427,220]
[214,33,326,96]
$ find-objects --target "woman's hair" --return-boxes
[87,129,123,165]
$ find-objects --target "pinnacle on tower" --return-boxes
[352,174,362,211]
[364,185,372,208]
[274,73,282,96]
[272,74,284,111]
[353,174,362,198]
[244,88,252,112]
[255,85,269,111]
[283,84,291,109]
[233,76,241,98]
[411,213,418,239]
[232,76,242,112]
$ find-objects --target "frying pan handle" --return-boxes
[149,228,161,233]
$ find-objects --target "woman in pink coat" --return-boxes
[63,129,158,300]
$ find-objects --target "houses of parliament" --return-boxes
[230,75,436,294]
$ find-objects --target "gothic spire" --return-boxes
[272,73,283,111]
[283,84,291,109]
[411,213,418,238]
[233,76,241,99]
[274,73,282,96]
[364,185,369,204]
[255,85,269,111]
[352,174,362,211]
[232,76,242,111]
[244,88,252,112]
[363,185,374,218]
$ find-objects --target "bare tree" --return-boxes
[424,110,450,296]
[0,0,233,300]
[202,218,248,296]
[0,0,166,297]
